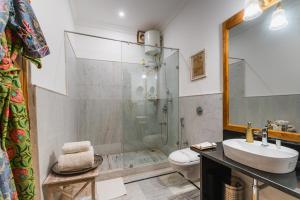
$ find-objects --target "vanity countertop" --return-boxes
[191,143,300,198]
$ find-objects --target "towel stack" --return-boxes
[58,141,94,172]
[191,142,217,151]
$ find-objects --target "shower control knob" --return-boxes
[196,106,203,116]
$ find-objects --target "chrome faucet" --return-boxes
[261,121,272,146]
[261,128,269,146]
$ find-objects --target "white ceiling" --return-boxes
[70,0,190,32]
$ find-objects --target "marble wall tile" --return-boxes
[77,99,123,146]
[230,94,300,130]
[74,59,125,154]
[230,61,300,131]
[229,61,245,98]
[35,87,78,183]
[76,59,123,87]
[179,94,223,146]
[94,143,123,155]
[75,57,180,155]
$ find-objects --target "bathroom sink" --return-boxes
[223,139,299,174]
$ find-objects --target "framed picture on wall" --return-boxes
[191,49,206,81]
[137,31,145,44]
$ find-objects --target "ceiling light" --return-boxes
[142,74,147,79]
[118,11,125,18]
[269,2,288,31]
[243,0,263,21]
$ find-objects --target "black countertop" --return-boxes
[191,143,300,198]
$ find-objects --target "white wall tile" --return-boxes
[179,94,223,146]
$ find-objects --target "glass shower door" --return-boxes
[121,42,159,168]
[121,42,179,169]
[159,50,180,155]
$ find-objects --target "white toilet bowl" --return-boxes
[168,148,200,181]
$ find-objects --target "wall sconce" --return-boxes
[243,0,289,31]
[243,0,263,21]
[269,2,288,30]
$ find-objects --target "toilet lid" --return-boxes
[169,148,200,164]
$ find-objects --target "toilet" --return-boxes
[168,148,200,181]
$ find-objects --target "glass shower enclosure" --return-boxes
[65,32,179,170]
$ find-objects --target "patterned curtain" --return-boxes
[0,29,34,200]
[0,0,50,199]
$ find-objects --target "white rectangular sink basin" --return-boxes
[223,139,299,174]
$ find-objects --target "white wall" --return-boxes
[70,25,164,66]
[163,0,244,97]
[30,1,141,94]
[75,25,137,44]
[31,0,75,95]
[72,25,138,63]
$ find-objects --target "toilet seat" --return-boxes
[168,148,200,166]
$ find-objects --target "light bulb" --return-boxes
[142,74,147,79]
[118,11,125,18]
[269,4,288,31]
[243,0,263,21]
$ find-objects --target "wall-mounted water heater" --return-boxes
[145,30,161,56]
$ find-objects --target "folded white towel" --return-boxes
[192,142,217,150]
[62,141,91,154]
[58,147,94,172]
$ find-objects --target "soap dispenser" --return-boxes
[246,122,254,143]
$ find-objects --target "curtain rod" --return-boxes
[64,30,180,51]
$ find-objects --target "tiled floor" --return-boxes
[69,150,200,200]
[100,149,168,171]
[114,173,200,200]
[73,170,200,200]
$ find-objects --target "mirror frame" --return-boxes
[222,0,300,143]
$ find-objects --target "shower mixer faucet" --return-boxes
[162,104,168,112]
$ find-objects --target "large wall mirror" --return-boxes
[223,0,300,142]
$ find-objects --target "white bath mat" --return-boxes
[97,178,127,200]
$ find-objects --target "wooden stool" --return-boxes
[43,167,99,200]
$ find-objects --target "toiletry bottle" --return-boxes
[246,122,254,143]
[267,120,273,130]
